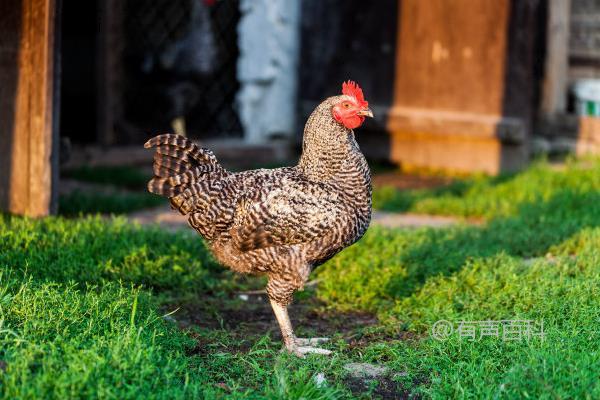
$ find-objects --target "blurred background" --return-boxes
[1,0,600,217]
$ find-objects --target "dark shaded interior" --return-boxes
[121,0,242,144]
[298,0,398,160]
[60,0,98,144]
[0,0,22,209]
[59,0,242,147]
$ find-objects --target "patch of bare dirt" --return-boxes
[169,293,428,397]
[371,211,462,228]
[167,293,382,350]
[344,371,428,400]
[129,204,188,231]
[344,376,414,400]
[372,173,453,190]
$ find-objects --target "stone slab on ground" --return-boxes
[344,363,389,379]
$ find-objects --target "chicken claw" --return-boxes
[284,342,332,358]
[295,337,330,346]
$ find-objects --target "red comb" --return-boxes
[342,80,368,108]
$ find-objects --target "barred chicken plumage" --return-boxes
[145,81,373,356]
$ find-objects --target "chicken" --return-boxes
[144,81,373,356]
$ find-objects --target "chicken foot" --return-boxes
[269,299,331,357]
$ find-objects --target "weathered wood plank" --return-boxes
[0,0,56,216]
[387,0,540,174]
[541,0,570,116]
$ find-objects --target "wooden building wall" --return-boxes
[299,0,545,174]
[388,0,545,174]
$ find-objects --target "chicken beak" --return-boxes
[357,108,374,118]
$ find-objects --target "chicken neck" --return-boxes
[297,99,368,187]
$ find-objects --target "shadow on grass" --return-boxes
[384,189,600,299]
[317,183,600,312]
[0,215,229,294]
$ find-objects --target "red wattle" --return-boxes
[342,115,365,130]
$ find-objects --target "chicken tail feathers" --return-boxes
[144,134,226,206]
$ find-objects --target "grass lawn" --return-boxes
[1,158,600,398]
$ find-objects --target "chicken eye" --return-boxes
[343,102,351,109]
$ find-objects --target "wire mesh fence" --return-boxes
[114,0,242,143]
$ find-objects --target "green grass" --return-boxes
[0,216,349,399]
[373,157,600,219]
[319,158,600,398]
[2,158,600,398]
[388,249,600,399]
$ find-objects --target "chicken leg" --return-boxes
[269,299,331,357]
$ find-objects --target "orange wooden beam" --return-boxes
[0,0,56,216]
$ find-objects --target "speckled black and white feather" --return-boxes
[145,95,372,305]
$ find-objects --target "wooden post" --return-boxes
[541,0,570,116]
[387,0,538,174]
[0,0,57,216]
